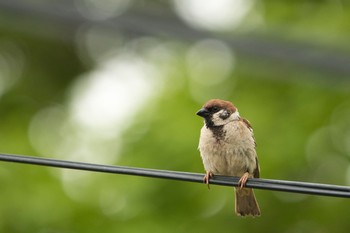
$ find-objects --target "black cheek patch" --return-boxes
[219,111,230,120]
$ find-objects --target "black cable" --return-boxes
[0,153,349,198]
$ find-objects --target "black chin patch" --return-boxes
[211,125,225,141]
[204,118,214,128]
[205,120,225,141]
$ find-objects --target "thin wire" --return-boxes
[0,153,349,198]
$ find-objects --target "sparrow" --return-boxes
[196,99,261,217]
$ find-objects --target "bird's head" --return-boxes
[196,99,240,127]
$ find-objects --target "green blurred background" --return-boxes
[1,0,350,232]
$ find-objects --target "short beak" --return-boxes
[196,108,210,118]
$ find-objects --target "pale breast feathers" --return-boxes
[199,120,258,177]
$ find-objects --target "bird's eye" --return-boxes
[211,106,219,112]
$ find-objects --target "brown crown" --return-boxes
[203,99,236,113]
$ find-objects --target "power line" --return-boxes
[1,0,350,77]
[0,153,349,198]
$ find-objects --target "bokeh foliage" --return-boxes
[1,1,350,233]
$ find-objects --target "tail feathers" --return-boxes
[235,188,261,217]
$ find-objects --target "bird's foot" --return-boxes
[203,171,213,189]
[238,172,249,189]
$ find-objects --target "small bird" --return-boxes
[196,99,261,217]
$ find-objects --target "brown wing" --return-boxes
[242,118,257,148]
[253,157,260,178]
[242,118,253,131]
[242,118,260,178]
